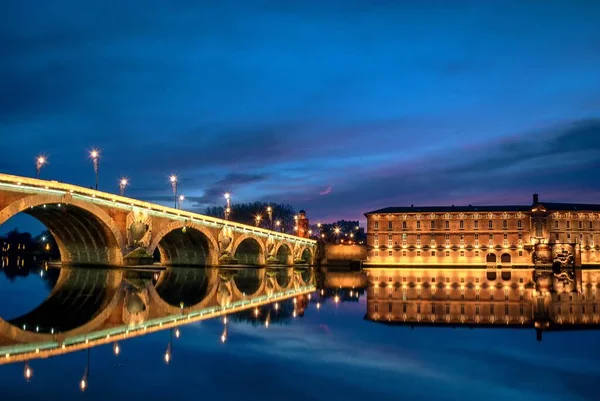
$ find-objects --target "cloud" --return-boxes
[320,186,332,195]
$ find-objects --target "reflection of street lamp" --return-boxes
[178,194,185,209]
[24,362,33,382]
[36,155,46,179]
[164,329,173,364]
[80,348,90,392]
[119,178,128,196]
[170,175,178,208]
[90,149,100,190]
[113,342,120,356]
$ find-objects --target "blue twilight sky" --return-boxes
[2,0,600,231]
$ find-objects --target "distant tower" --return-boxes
[297,210,310,238]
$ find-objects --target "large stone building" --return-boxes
[364,194,600,267]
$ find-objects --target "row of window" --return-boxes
[374,233,524,246]
[373,303,526,315]
[373,219,598,231]
[374,276,526,284]
[373,250,525,257]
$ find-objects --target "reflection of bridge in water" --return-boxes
[364,266,600,340]
[0,266,315,366]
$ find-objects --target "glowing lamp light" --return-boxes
[334,295,340,304]
[317,302,321,310]
[164,350,171,364]
[275,220,281,226]
[274,303,279,311]
[169,175,177,183]
[224,192,230,200]
[37,156,46,166]
[175,328,180,338]
[80,378,87,392]
[90,149,99,159]
[113,342,120,356]
[24,362,33,381]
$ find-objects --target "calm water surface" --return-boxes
[0,264,599,401]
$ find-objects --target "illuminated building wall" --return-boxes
[364,195,600,266]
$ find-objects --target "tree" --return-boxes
[204,202,298,232]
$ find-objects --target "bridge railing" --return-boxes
[0,173,315,245]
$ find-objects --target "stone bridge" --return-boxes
[0,266,315,365]
[0,173,316,267]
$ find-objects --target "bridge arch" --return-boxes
[232,234,266,266]
[0,194,125,265]
[148,221,219,266]
[274,242,293,265]
[231,268,266,298]
[299,247,314,265]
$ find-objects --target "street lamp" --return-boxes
[275,220,281,232]
[89,149,100,190]
[266,206,273,229]
[178,194,185,209]
[35,155,46,179]
[170,175,178,208]
[119,178,128,196]
[255,214,262,227]
[224,192,231,220]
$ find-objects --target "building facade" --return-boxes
[364,194,600,267]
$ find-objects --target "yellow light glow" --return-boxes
[24,364,32,381]
[90,149,99,159]
[80,379,87,391]
[169,175,177,183]
[175,328,180,338]
[164,351,171,364]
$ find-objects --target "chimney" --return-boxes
[533,193,539,204]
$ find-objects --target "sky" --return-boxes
[2,0,600,233]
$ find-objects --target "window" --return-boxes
[445,250,450,257]
[388,250,392,256]
[430,234,436,245]
[517,220,522,229]
[402,233,407,246]
[579,221,583,230]
[402,277,407,282]
[475,234,479,246]
[460,220,464,229]
[590,221,594,230]
[460,277,465,283]
[431,277,436,283]
[474,220,479,230]
[374,234,379,246]
[402,251,407,257]
[489,234,494,245]
[490,304,495,314]
[505,305,509,315]
[432,304,436,314]
[460,234,465,245]
[431,221,436,230]
[417,304,421,313]
[567,233,571,240]
[374,304,379,312]
[503,220,508,230]
[416,221,421,230]
[431,251,436,256]
[446,277,450,283]
[460,305,465,314]
[445,234,450,246]
[416,250,421,256]
[388,234,393,246]
[567,221,571,229]
[520,305,524,315]
[374,221,379,230]
[476,306,480,315]
[518,233,523,246]
[445,305,450,314]
[488,220,493,230]
[554,220,559,229]
[416,234,421,246]
[374,250,379,257]
[402,221,407,230]
[402,304,407,313]
[503,233,508,246]
[388,220,393,230]
[445,220,450,230]
[518,250,523,257]
[475,250,480,257]
[388,303,392,313]
[460,250,465,257]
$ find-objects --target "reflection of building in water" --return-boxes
[365,194,600,266]
[365,267,600,339]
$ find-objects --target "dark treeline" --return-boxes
[204,202,298,232]
[0,228,60,260]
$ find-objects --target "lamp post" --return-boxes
[266,206,273,229]
[35,155,46,179]
[224,192,231,220]
[170,175,178,208]
[275,220,281,232]
[255,214,262,227]
[178,194,185,209]
[90,149,100,190]
[119,178,128,196]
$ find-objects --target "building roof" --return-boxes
[364,205,531,215]
[538,203,600,212]
[365,202,600,216]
